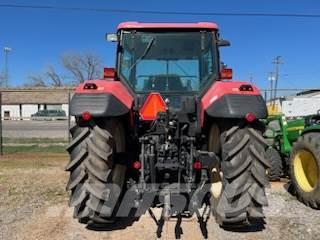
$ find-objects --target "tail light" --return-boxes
[245,112,256,123]
[193,161,202,170]
[82,111,91,121]
[132,161,141,170]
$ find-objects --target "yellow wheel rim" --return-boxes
[293,149,319,193]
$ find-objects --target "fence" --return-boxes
[0,88,74,155]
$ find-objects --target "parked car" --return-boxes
[31,109,66,120]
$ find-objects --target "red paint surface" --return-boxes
[117,22,218,30]
[200,81,261,126]
[75,80,133,109]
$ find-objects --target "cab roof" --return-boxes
[117,22,219,30]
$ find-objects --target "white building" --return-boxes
[1,88,73,120]
[281,90,320,117]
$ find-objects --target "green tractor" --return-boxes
[264,114,304,180]
[264,113,320,209]
[290,114,320,209]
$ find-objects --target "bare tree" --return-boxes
[25,52,103,87]
[62,52,102,83]
[27,74,46,87]
[46,65,63,87]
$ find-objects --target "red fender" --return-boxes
[75,80,133,109]
[200,81,262,126]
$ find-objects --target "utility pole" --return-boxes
[272,56,283,106]
[268,72,275,103]
[3,47,12,88]
[249,73,253,83]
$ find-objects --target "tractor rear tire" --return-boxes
[65,119,127,226]
[211,125,270,228]
[266,147,283,181]
[289,132,320,209]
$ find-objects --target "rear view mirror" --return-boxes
[218,39,231,47]
[106,33,118,42]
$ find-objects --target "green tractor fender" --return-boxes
[301,125,320,135]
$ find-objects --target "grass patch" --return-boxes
[3,137,68,144]
[3,145,67,154]
[0,153,68,169]
[0,153,68,210]
[2,137,68,154]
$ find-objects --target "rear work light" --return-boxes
[239,84,253,91]
[82,111,91,121]
[83,82,98,90]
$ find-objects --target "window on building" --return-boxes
[4,111,10,120]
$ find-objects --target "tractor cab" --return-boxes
[106,22,231,116]
[108,22,229,95]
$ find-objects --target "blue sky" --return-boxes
[0,0,320,90]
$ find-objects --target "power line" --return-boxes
[1,3,320,18]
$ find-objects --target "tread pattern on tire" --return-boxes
[66,122,123,224]
[266,147,283,181]
[290,132,320,209]
[215,126,270,227]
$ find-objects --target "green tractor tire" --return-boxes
[289,132,320,209]
[266,147,283,181]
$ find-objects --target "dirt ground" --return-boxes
[0,153,320,240]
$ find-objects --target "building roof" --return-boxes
[0,88,74,105]
[296,89,320,96]
[117,22,219,30]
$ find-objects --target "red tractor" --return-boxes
[66,22,270,229]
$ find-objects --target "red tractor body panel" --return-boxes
[117,22,219,30]
[75,80,133,109]
[201,81,261,110]
[200,81,266,126]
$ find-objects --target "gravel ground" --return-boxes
[0,153,319,240]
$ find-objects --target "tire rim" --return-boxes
[293,149,319,193]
